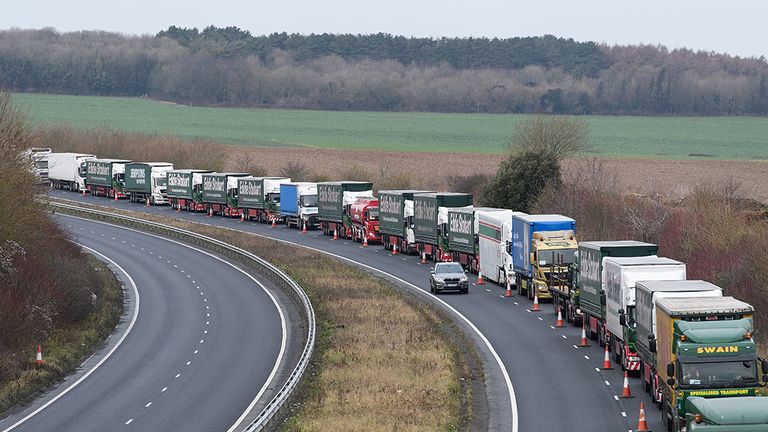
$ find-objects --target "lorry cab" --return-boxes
[280,182,319,229]
[656,296,760,431]
[684,396,768,431]
[349,196,380,243]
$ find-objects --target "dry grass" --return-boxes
[54,200,471,431]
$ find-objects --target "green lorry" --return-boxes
[166,169,213,212]
[85,158,132,198]
[378,190,432,254]
[317,181,373,238]
[413,192,473,261]
[573,241,659,335]
[124,162,174,205]
[202,172,250,217]
[635,291,763,432]
[237,176,291,222]
[684,396,768,431]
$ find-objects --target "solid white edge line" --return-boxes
[2,243,141,432]
[55,214,288,432]
[52,198,517,432]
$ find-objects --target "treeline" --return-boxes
[1,27,767,114]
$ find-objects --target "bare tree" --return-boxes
[511,115,589,159]
[622,196,670,243]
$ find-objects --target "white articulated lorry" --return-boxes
[47,152,95,192]
[603,256,686,372]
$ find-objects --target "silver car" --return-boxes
[429,262,469,294]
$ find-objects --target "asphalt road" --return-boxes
[49,190,664,432]
[1,214,286,432]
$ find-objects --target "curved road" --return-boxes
[49,190,664,431]
[2,215,286,432]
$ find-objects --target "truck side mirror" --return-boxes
[667,362,675,378]
[599,290,606,306]
[529,253,535,265]
[667,377,675,387]
[761,359,768,373]
[649,334,657,353]
[619,309,626,326]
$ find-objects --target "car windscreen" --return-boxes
[436,263,464,274]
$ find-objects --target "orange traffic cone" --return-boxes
[602,343,614,370]
[421,250,427,264]
[505,279,513,297]
[35,344,44,365]
[477,271,484,285]
[333,228,338,240]
[530,293,540,312]
[636,402,649,431]
[208,207,213,217]
[362,234,368,247]
[555,307,565,328]
[240,212,245,222]
[114,190,118,201]
[82,187,86,197]
[620,371,634,398]
[579,321,590,347]
[146,197,150,207]
[176,203,181,213]
[301,220,307,234]
[271,218,276,228]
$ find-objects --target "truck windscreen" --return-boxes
[680,360,757,388]
[538,249,576,266]
[368,209,379,220]
[301,195,318,207]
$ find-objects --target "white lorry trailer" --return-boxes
[47,152,95,192]
[477,209,527,285]
[603,256,686,371]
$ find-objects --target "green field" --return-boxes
[12,93,768,159]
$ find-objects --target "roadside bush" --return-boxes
[280,161,313,181]
[483,151,561,212]
[447,174,490,203]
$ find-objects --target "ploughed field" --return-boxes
[13,92,768,160]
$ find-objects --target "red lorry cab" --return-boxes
[349,197,380,243]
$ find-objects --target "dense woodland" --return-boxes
[1,27,767,115]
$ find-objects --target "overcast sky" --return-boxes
[2,0,766,59]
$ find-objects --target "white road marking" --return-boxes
[175,374,181,378]
[514,301,519,305]
[186,361,191,366]
[194,350,199,354]
[125,419,133,425]
[161,387,167,392]
[595,368,600,372]
[584,355,590,360]
[206,313,210,317]
[206,321,209,325]
[200,340,204,344]
[573,344,579,349]
[537,317,543,321]
[140,247,144,251]
[173,264,178,268]
[1,244,141,432]
[614,395,619,401]
[204,330,208,334]
[485,289,491,292]
[621,411,626,417]
[550,325,555,329]
[203,299,207,302]
[145,402,152,408]
[605,380,610,386]
[561,335,567,339]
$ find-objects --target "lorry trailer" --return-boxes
[634,280,725,406]
[650,296,759,432]
[237,176,291,222]
[166,169,213,212]
[85,159,132,198]
[317,181,373,238]
[378,190,433,254]
[448,207,522,275]
[575,241,659,340]
[280,182,319,229]
[604,256,686,371]
[47,152,95,192]
[477,209,527,285]
[511,214,577,302]
[201,173,250,217]
[413,192,473,261]
[124,162,174,205]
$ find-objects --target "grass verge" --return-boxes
[54,199,482,431]
[0,254,122,415]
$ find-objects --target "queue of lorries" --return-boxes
[42,152,768,431]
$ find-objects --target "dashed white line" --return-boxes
[513,301,519,305]
[550,325,555,329]
[595,367,600,372]
[186,361,191,366]
[621,411,626,417]
[173,264,178,268]
[206,321,210,325]
[125,419,133,425]
[145,402,152,408]
[161,387,167,392]
[561,335,567,339]
[584,355,590,360]
[175,373,181,378]
[199,339,204,344]
[537,317,543,321]
[204,330,208,334]
[194,350,199,354]
[614,395,619,401]
[572,344,579,349]
[605,380,610,386]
